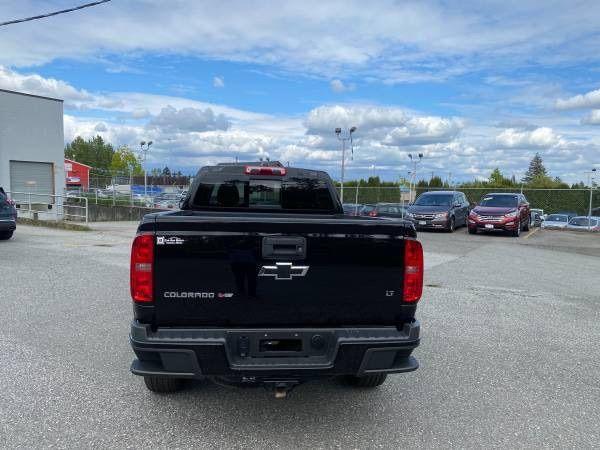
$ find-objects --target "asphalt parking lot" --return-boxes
[1,223,599,448]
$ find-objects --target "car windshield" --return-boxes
[361,205,376,213]
[479,195,518,207]
[546,214,568,222]
[414,194,453,206]
[569,217,594,226]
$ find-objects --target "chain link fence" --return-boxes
[336,186,599,216]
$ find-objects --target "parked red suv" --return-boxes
[468,193,530,237]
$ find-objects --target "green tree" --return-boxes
[64,135,114,172]
[488,168,515,187]
[523,153,548,184]
[428,175,444,187]
[110,145,143,175]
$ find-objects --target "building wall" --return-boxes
[65,159,91,191]
[0,90,64,199]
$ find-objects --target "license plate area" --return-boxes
[485,224,495,229]
[418,220,427,225]
[226,330,332,362]
[259,339,302,353]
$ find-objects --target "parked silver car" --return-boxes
[566,216,600,232]
[541,213,570,230]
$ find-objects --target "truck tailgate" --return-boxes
[152,213,414,327]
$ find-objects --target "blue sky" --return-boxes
[1,0,600,183]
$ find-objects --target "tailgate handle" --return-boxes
[262,237,306,260]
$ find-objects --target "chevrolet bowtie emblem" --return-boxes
[258,262,309,280]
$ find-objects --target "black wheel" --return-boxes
[345,373,388,388]
[512,221,521,237]
[446,216,455,233]
[0,231,13,240]
[143,376,184,393]
[468,227,477,235]
[523,217,530,231]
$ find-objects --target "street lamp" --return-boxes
[408,153,423,202]
[140,140,153,199]
[588,168,597,228]
[335,126,357,203]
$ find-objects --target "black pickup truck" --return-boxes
[129,162,423,397]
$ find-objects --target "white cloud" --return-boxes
[382,117,463,146]
[6,66,596,184]
[555,88,600,110]
[3,2,600,81]
[495,127,561,148]
[94,122,108,132]
[130,108,151,119]
[330,79,355,93]
[213,76,225,88]
[581,110,600,125]
[305,105,408,134]
[0,66,92,105]
[304,105,462,145]
[147,105,230,133]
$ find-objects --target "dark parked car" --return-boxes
[342,203,363,216]
[129,162,423,396]
[361,202,408,219]
[468,193,530,237]
[0,187,17,240]
[407,191,470,232]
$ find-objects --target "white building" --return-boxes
[0,89,64,208]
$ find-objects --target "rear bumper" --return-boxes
[0,219,16,232]
[130,320,420,380]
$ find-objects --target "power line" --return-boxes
[0,0,111,27]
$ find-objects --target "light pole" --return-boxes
[588,168,597,228]
[140,140,153,199]
[335,126,357,203]
[408,153,423,202]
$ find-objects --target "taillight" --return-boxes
[403,239,423,303]
[130,234,154,302]
[368,210,378,217]
[244,166,287,176]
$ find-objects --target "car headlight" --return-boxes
[406,212,415,218]
[504,210,518,218]
[434,212,448,218]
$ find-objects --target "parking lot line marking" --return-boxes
[524,228,540,239]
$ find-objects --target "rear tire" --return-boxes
[143,376,184,393]
[345,373,388,388]
[523,218,530,232]
[0,231,13,240]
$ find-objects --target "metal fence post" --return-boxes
[85,197,89,223]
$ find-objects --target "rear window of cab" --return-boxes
[191,178,335,211]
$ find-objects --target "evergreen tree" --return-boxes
[428,176,444,187]
[523,153,547,184]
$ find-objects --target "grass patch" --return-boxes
[17,217,91,231]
